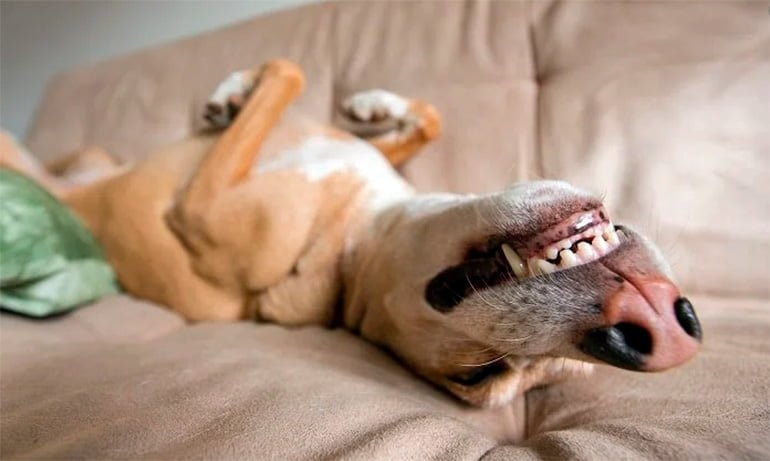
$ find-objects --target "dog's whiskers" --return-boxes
[459,350,510,368]
[465,274,507,312]
[490,334,531,344]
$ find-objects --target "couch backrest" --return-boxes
[25,0,770,299]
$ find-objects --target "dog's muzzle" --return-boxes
[581,277,702,371]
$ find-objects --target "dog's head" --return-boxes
[343,180,702,407]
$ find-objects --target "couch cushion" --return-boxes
[0,307,521,459]
[0,295,184,373]
[2,295,768,459]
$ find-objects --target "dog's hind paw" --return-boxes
[203,70,258,129]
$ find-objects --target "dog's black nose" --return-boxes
[674,297,702,340]
[580,323,651,370]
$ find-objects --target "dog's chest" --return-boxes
[256,135,414,210]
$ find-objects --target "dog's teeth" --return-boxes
[606,229,620,246]
[616,229,626,241]
[560,239,573,250]
[559,249,578,268]
[576,242,597,261]
[536,259,557,274]
[603,223,616,240]
[502,244,527,278]
[527,258,542,276]
[545,246,559,260]
[592,235,609,254]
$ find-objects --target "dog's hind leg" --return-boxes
[45,146,125,186]
[337,90,442,167]
[0,131,65,194]
[2,130,125,196]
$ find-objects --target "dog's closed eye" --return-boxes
[448,360,510,386]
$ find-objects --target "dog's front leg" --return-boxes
[176,59,305,211]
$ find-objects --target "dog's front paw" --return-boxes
[203,70,258,129]
[341,89,410,123]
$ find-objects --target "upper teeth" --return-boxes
[502,243,527,278]
[502,223,624,279]
[559,248,577,269]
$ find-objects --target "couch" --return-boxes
[2,1,769,458]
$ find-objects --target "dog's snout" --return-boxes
[580,276,701,371]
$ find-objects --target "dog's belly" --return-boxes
[256,135,414,210]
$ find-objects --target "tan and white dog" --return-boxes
[0,60,702,407]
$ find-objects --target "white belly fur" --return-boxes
[256,136,415,211]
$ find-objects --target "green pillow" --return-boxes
[0,168,119,317]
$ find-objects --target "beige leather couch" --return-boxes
[2,1,769,458]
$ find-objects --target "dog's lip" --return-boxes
[510,206,611,258]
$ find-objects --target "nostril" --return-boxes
[674,297,703,341]
[580,325,645,370]
[615,322,653,355]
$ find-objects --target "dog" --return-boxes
[0,59,702,407]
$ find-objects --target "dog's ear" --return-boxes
[440,357,594,408]
[248,170,366,326]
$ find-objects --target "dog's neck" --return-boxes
[339,191,473,345]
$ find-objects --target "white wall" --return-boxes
[0,0,318,138]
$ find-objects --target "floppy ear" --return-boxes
[248,170,366,326]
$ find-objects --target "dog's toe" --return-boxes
[204,102,231,128]
[341,89,410,123]
[339,89,413,137]
[203,70,257,129]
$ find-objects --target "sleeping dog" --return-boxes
[0,60,701,407]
